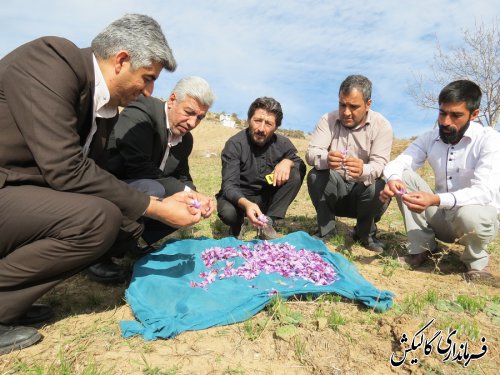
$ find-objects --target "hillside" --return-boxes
[1,121,498,375]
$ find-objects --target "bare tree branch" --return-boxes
[407,19,499,128]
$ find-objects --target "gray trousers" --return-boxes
[307,169,387,239]
[398,169,498,270]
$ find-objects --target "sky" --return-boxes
[1,0,498,138]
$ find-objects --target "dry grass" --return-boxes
[0,121,498,375]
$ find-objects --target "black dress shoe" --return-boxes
[14,304,53,326]
[0,324,41,355]
[86,259,126,284]
[352,232,385,253]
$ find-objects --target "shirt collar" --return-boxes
[93,54,117,119]
[164,102,183,146]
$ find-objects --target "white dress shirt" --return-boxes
[82,55,117,156]
[159,102,183,171]
[383,121,500,213]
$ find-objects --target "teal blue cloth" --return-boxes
[120,231,394,340]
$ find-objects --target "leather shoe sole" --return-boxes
[0,325,41,355]
[398,249,437,268]
[464,268,497,286]
[85,261,126,284]
[352,233,385,253]
[13,304,53,326]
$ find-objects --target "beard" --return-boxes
[438,120,470,144]
[249,129,272,147]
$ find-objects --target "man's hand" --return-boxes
[272,159,294,187]
[327,150,363,178]
[192,191,214,218]
[402,192,440,213]
[343,157,364,178]
[380,179,406,203]
[144,191,201,228]
[327,150,345,170]
[238,198,266,228]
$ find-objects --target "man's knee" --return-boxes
[455,206,498,239]
[307,169,329,198]
[128,179,166,197]
[217,199,241,226]
[361,179,386,200]
[78,197,123,251]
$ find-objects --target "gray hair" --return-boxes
[339,74,372,102]
[91,14,177,72]
[172,76,215,108]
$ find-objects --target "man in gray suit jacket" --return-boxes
[0,14,204,354]
[97,76,214,275]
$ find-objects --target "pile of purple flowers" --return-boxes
[190,241,338,290]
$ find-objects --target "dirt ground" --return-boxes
[0,123,498,374]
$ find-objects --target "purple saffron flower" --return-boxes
[190,199,202,209]
[258,215,268,224]
[396,188,407,196]
[189,241,338,289]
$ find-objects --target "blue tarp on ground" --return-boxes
[120,231,394,340]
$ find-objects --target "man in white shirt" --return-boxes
[381,80,499,281]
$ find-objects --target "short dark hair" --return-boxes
[339,75,372,102]
[247,97,283,127]
[438,80,482,113]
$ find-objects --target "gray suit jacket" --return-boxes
[0,36,149,220]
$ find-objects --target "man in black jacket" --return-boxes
[217,97,306,240]
[94,76,215,275]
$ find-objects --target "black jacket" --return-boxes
[107,95,196,195]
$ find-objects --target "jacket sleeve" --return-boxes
[220,137,245,205]
[114,103,164,180]
[281,136,306,175]
[2,37,149,220]
[168,133,196,190]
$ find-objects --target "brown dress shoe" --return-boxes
[464,267,496,285]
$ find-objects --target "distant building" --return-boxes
[219,113,236,128]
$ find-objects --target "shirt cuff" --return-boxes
[184,185,191,192]
[438,192,456,209]
[385,173,402,182]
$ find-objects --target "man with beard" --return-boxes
[216,97,306,240]
[306,75,393,252]
[380,80,499,281]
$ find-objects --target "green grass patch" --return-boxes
[456,295,486,314]
[327,309,346,330]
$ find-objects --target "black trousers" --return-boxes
[127,179,177,245]
[217,167,304,236]
[0,185,141,323]
[307,169,388,239]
